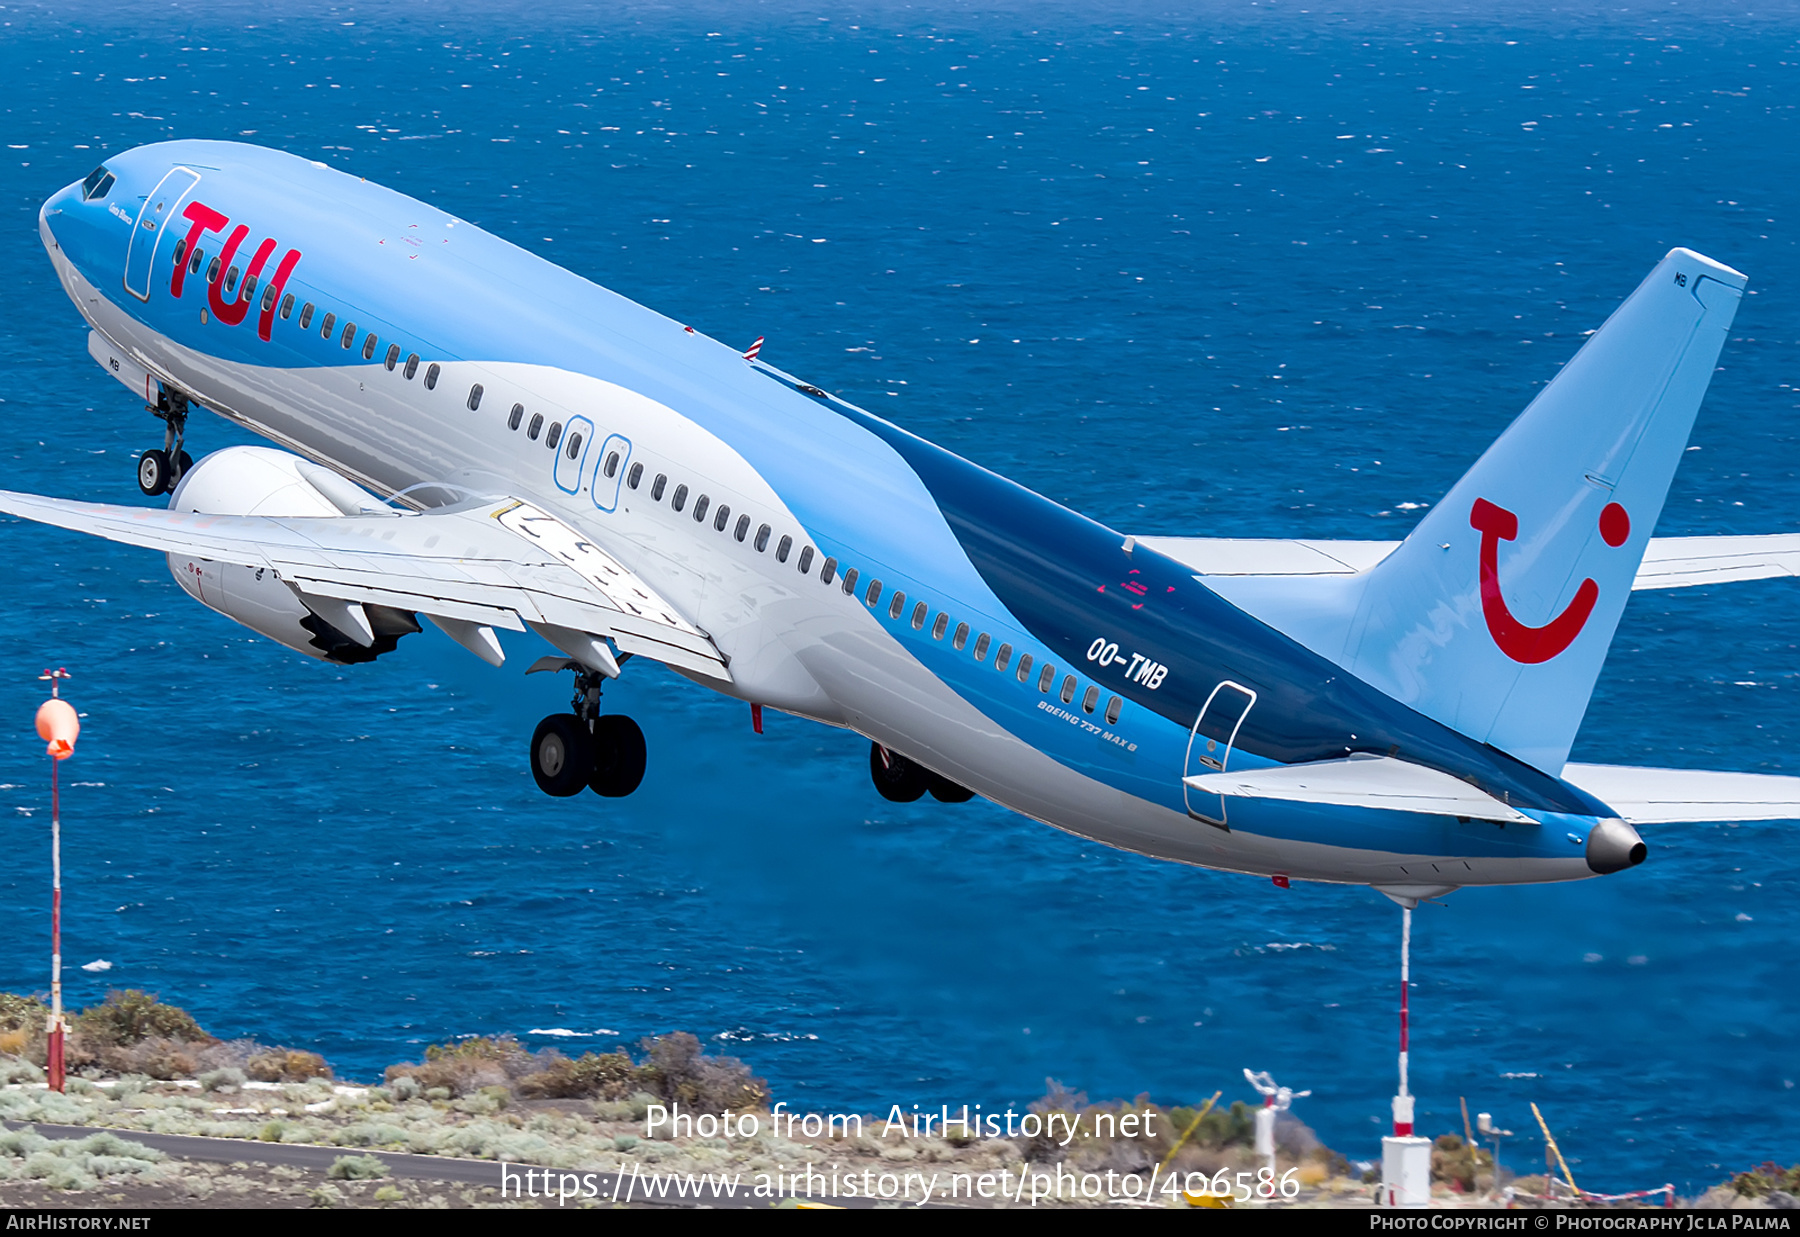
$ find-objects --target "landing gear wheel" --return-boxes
[531,714,593,797]
[137,449,172,497]
[928,775,974,804]
[174,449,194,485]
[588,714,647,798]
[870,742,929,803]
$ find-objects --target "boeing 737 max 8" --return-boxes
[10,140,1800,906]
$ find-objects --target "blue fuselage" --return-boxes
[36,140,1619,891]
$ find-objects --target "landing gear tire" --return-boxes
[174,449,194,484]
[928,775,974,804]
[870,742,929,803]
[137,449,172,497]
[588,714,647,798]
[531,714,593,797]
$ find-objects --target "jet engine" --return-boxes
[166,446,420,663]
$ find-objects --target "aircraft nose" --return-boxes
[1586,817,1647,874]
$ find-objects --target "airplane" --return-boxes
[11,138,1800,909]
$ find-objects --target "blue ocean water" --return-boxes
[2,0,1798,1192]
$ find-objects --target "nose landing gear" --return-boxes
[136,389,193,497]
[529,665,647,799]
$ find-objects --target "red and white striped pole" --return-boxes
[36,668,78,1094]
[1395,904,1412,1135]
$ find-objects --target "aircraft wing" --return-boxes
[1560,763,1800,824]
[0,490,732,682]
[1136,534,1800,590]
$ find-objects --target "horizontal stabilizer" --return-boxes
[1139,533,1800,592]
[1562,763,1800,824]
[1184,753,1537,824]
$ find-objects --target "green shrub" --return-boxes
[0,993,48,1034]
[73,991,208,1048]
[327,1154,390,1181]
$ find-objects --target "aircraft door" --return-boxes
[554,416,594,495]
[1182,680,1257,829]
[124,167,201,302]
[590,433,632,513]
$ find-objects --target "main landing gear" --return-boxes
[137,388,193,497]
[530,667,647,799]
[869,742,974,804]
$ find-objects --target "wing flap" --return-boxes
[1561,763,1800,824]
[0,489,731,681]
[1185,753,1537,824]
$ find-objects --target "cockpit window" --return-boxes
[81,166,115,202]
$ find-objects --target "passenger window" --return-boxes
[207,257,221,284]
[797,545,814,573]
[260,283,278,313]
[1016,653,1033,682]
[995,643,1012,672]
[754,524,771,552]
[527,413,543,439]
[1038,664,1056,693]
[952,622,969,651]
[340,322,356,348]
[385,344,400,370]
[173,238,188,266]
[775,534,791,561]
[280,293,295,320]
[405,354,420,380]
[711,503,729,531]
[242,274,257,300]
[865,580,882,606]
[224,266,240,293]
[299,302,314,329]
[566,433,582,460]
[693,495,710,523]
[362,333,377,360]
[190,249,204,274]
[931,613,948,640]
[320,311,336,338]
[628,463,643,489]
[818,554,834,584]
[735,514,750,542]
[1105,696,1122,725]
[651,474,667,501]
[604,451,621,479]
[508,402,523,429]
[1082,686,1100,714]
[1060,675,1077,704]
[973,633,990,662]
[841,567,859,596]
[424,363,440,390]
[911,601,927,630]
[546,422,563,449]
[671,484,687,512]
[888,592,906,620]
[467,383,484,411]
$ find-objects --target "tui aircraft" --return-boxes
[12,140,1800,906]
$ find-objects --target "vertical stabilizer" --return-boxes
[1274,250,1745,773]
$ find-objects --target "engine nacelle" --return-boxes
[166,446,419,663]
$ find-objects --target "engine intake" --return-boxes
[166,446,417,664]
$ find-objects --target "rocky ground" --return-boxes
[0,990,1783,1209]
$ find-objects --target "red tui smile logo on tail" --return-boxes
[1470,497,1630,664]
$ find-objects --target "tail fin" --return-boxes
[1246,249,1745,773]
